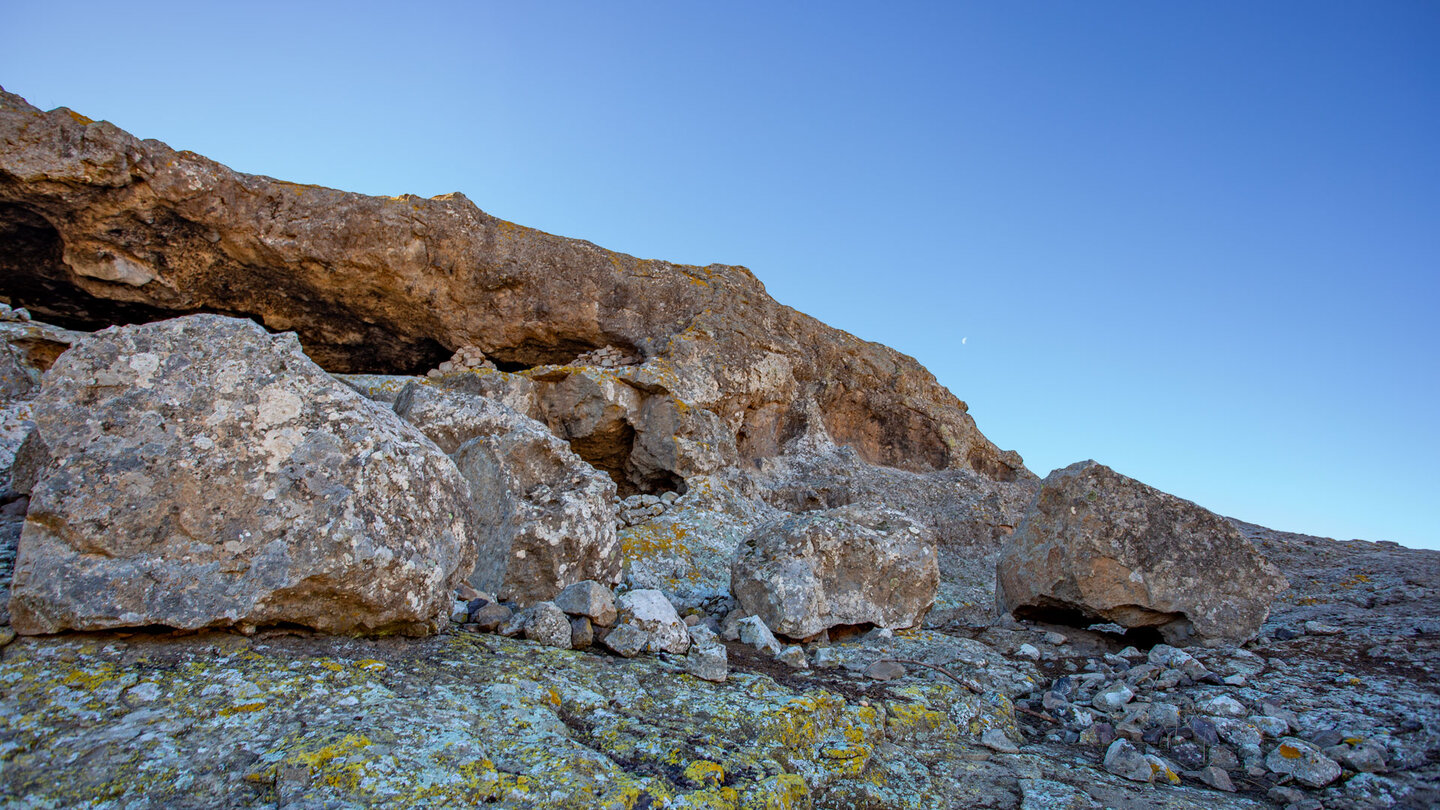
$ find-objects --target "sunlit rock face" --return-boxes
[996,460,1288,645]
[8,315,477,636]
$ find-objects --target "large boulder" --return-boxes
[411,383,620,606]
[8,314,477,635]
[731,504,940,639]
[996,460,1288,645]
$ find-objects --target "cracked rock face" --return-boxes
[8,314,477,635]
[996,460,1289,645]
[0,86,1027,484]
[732,504,940,639]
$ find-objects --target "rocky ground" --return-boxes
[0,515,1435,809]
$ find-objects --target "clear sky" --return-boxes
[3,2,1437,549]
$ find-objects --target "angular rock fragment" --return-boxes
[738,616,782,656]
[522,602,573,649]
[996,460,1288,645]
[446,391,621,606]
[615,589,689,655]
[1266,737,1341,788]
[554,580,618,627]
[731,504,939,639]
[9,315,476,635]
[601,623,649,658]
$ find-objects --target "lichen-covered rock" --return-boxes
[996,461,1288,645]
[448,396,620,606]
[1266,737,1341,788]
[615,589,689,655]
[732,504,940,639]
[739,615,783,656]
[601,622,649,657]
[8,314,476,635]
[521,602,573,650]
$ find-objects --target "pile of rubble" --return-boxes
[572,345,641,368]
[614,491,680,529]
[426,344,496,377]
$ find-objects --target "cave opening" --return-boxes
[562,420,686,499]
[1012,602,1177,651]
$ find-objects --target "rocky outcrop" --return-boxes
[410,387,620,606]
[732,504,940,639]
[0,86,1027,485]
[8,315,477,635]
[996,460,1288,645]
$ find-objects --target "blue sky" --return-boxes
[3,2,1437,548]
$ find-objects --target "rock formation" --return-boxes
[0,86,1024,484]
[8,315,476,635]
[996,460,1289,645]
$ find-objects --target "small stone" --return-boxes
[0,627,14,647]
[1266,737,1341,788]
[1103,739,1154,782]
[455,583,482,601]
[570,616,594,650]
[1267,786,1305,805]
[683,614,701,627]
[1091,682,1135,712]
[450,600,471,624]
[1171,741,1206,771]
[981,727,1019,754]
[1197,765,1235,792]
[737,616,781,656]
[616,589,689,654]
[1272,627,1300,641]
[719,608,748,642]
[497,609,527,637]
[776,645,809,669]
[1303,620,1342,636]
[553,580,618,627]
[660,491,679,504]
[686,642,728,682]
[1044,631,1068,645]
[1117,646,1144,660]
[813,647,843,669]
[1250,715,1288,738]
[867,660,906,681]
[522,602,572,649]
[1340,742,1387,773]
[1213,718,1263,749]
[1015,643,1041,661]
[471,602,511,632]
[1222,674,1247,686]
[602,624,650,658]
[1197,695,1247,718]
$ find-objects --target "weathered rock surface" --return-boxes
[615,588,689,655]
[0,87,1027,485]
[996,460,1288,644]
[733,504,940,639]
[8,315,476,635]
[395,382,621,605]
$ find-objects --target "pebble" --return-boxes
[1196,694,1247,718]
[471,602,511,632]
[776,645,809,669]
[1266,737,1341,788]
[685,641,728,683]
[737,616,781,656]
[1091,682,1135,712]
[980,728,1020,754]
[1015,643,1041,661]
[602,624,649,658]
[1197,764,1235,792]
[866,660,906,681]
[1303,620,1343,636]
[1044,631,1068,645]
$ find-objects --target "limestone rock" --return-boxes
[738,616,782,656]
[996,461,1288,645]
[1266,738,1341,788]
[600,623,649,658]
[732,504,939,639]
[553,580,618,627]
[8,315,476,635]
[522,602,573,650]
[0,87,1026,485]
[447,394,620,606]
[615,589,689,655]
